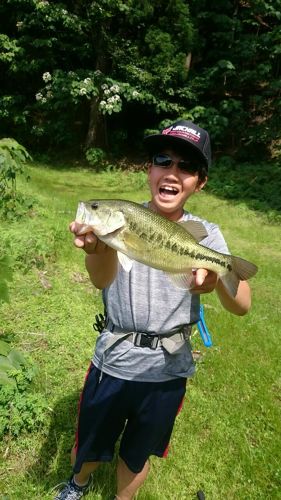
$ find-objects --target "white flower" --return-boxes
[37,1,49,8]
[41,97,47,104]
[110,85,120,93]
[107,97,115,104]
[62,9,67,14]
[114,95,121,101]
[101,84,108,90]
[46,91,53,98]
[16,21,23,29]
[83,78,91,84]
[42,72,52,82]
[104,89,110,95]
[99,100,106,107]
[132,90,140,98]
[36,92,43,101]
[79,88,87,95]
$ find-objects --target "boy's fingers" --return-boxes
[195,269,208,286]
[74,235,86,248]
[69,221,85,234]
[190,270,218,294]
[85,233,96,245]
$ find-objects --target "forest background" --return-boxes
[0,0,280,164]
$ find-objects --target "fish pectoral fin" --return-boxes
[166,271,194,290]
[178,220,208,242]
[117,251,134,272]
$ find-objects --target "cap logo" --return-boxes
[162,125,201,143]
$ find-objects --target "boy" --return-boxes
[55,120,252,500]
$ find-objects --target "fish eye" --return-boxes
[91,202,99,210]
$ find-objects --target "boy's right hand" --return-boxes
[69,221,108,255]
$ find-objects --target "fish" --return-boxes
[75,199,258,297]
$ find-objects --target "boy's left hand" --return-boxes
[190,269,218,294]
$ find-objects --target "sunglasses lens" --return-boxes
[152,154,201,174]
[152,154,172,167]
[178,160,199,173]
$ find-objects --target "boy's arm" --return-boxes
[85,247,118,289]
[191,269,251,316]
[215,278,251,316]
[69,221,118,289]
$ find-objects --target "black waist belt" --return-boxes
[105,320,192,354]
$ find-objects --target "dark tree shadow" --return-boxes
[207,160,281,218]
[26,390,117,499]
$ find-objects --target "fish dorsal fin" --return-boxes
[178,220,208,242]
[117,251,134,272]
[166,271,194,290]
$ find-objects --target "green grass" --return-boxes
[1,163,281,499]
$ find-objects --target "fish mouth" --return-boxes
[159,185,180,198]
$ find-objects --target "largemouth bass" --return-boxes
[75,199,258,297]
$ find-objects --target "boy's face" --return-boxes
[148,148,207,220]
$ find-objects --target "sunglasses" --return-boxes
[152,154,201,174]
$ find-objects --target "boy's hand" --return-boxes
[69,221,108,255]
[190,269,218,294]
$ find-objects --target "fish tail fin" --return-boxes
[220,255,258,298]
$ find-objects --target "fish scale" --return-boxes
[121,204,230,273]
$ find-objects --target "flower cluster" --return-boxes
[42,72,52,83]
[77,77,94,97]
[36,75,53,103]
[35,92,47,103]
[99,84,122,114]
[37,0,49,8]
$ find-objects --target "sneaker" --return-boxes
[54,476,90,499]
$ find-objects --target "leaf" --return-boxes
[0,340,10,356]
[0,371,16,386]
[7,349,26,369]
[0,355,13,371]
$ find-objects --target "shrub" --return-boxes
[0,253,13,303]
[0,339,48,437]
[0,138,33,219]
[85,147,106,167]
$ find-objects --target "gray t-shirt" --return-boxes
[93,210,229,382]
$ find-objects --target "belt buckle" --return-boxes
[134,333,158,349]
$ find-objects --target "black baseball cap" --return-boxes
[144,119,212,169]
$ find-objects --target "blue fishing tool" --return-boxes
[197,304,213,347]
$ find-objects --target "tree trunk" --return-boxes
[84,96,108,151]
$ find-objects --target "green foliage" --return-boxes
[0,138,33,218]
[0,254,13,303]
[0,0,280,160]
[0,0,193,150]
[0,339,47,437]
[85,147,106,167]
[188,0,281,157]
[0,226,64,274]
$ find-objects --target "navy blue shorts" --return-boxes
[74,364,187,474]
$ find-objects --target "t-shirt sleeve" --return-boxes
[200,223,230,255]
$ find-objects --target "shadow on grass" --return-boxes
[207,160,281,221]
[27,390,117,499]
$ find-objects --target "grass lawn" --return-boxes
[0,162,281,499]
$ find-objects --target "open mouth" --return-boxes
[159,185,179,197]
